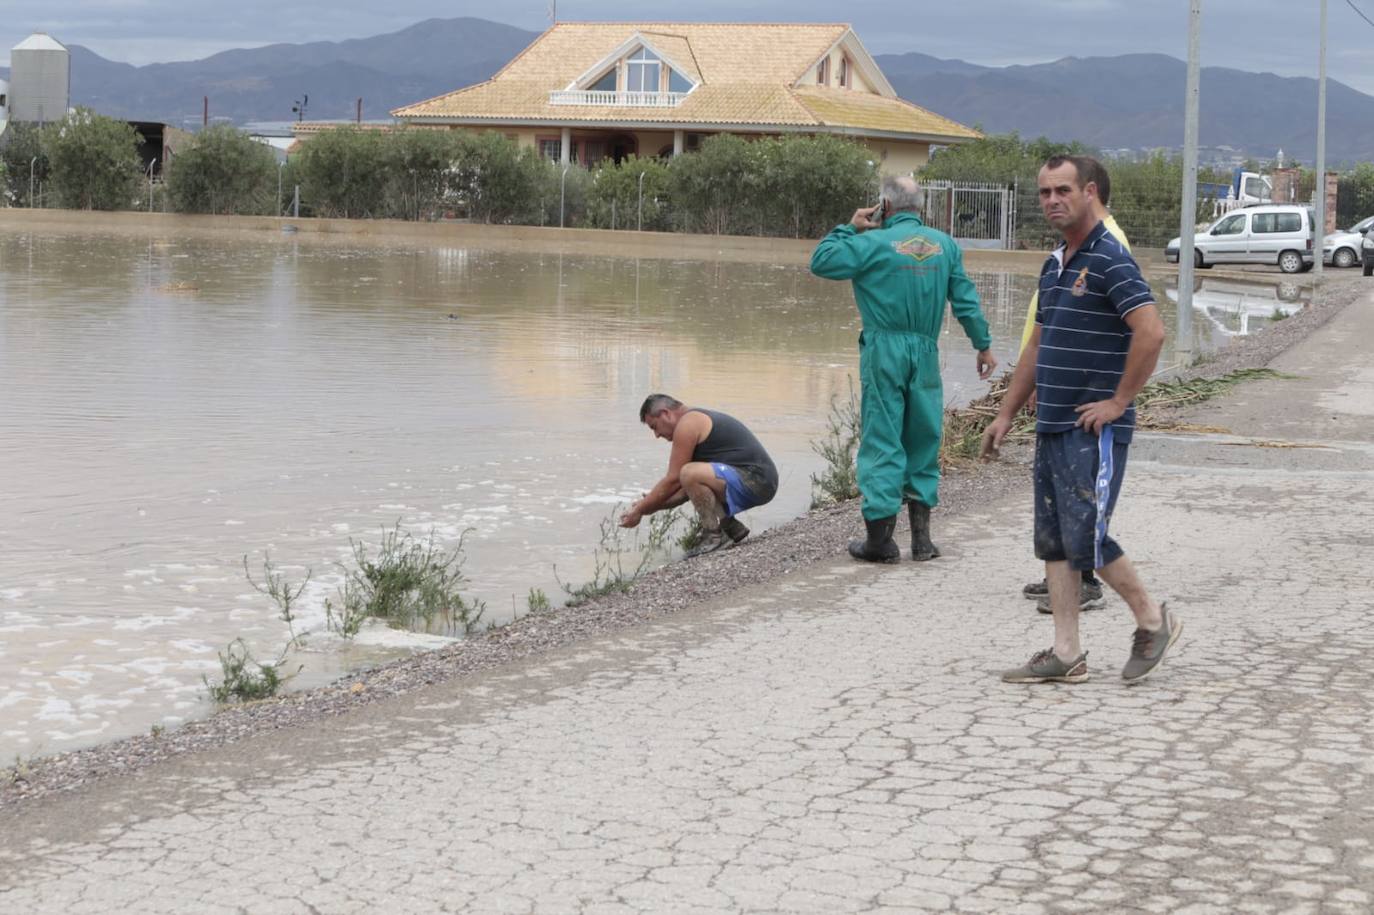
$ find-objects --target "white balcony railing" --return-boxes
[549,90,689,108]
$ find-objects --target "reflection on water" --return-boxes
[1165,277,1310,344]
[0,229,1205,756]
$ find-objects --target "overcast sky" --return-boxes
[4,0,1374,94]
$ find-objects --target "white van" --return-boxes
[1165,205,1315,274]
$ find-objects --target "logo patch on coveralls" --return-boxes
[894,236,943,262]
[1071,267,1089,297]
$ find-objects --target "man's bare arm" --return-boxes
[621,414,707,526]
[1075,304,1165,434]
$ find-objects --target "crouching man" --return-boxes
[619,395,778,558]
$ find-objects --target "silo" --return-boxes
[10,33,70,124]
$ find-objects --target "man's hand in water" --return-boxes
[619,506,643,528]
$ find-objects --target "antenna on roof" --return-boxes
[548,1,556,24]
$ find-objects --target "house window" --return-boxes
[817,57,830,85]
[668,69,691,93]
[839,57,850,88]
[538,138,579,162]
[589,69,616,92]
[626,47,661,93]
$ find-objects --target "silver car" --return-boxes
[1166,205,1315,274]
[1323,215,1374,267]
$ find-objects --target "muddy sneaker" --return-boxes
[720,516,750,544]
[1002,648,1090,684]
[1022,578,1049,599]
[685,528,730,558]
[1122,604,1182,683]
[1037,579,1107,614]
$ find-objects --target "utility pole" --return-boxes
[1176,0,1203,363]
[356,97,362,124]
[1314,0,1328,276]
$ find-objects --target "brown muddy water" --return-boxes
[0,228,1306,758]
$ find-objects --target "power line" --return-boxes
[1346,0,1374,29]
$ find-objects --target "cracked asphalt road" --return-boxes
[2,294,1373,913]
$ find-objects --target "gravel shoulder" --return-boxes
[3,272,1365,809]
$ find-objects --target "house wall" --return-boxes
[864,139,931,176]
[807,47,877,93]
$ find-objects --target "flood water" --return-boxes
[0,227,1295,758]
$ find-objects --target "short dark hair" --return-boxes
[1078,155,1112,206]
[639,394,682,422]
[1043,154,1110,205]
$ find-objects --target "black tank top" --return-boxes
[689,409,779,498]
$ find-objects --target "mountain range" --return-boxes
[2,17,1368,161]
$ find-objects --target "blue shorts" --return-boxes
[1033,426,1129,571]
[711,463,769,516]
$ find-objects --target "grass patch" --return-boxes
[326,522,486,638]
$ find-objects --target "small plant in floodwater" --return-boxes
[526,587,551,614]
[1270,306,1290,322]
[4,754,34,786]
[555,505,679,606]
[326,521,486,637]
[809,379,862,508]
[677,510,704,552]
[204,556,310,704]
[205,639,286,704]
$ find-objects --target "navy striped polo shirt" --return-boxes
[1035,220,1155,443]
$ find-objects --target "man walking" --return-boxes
[620,395,777,558]
[982,155,1180,684]
[811,175,997,563]
[1017,156,1128,614]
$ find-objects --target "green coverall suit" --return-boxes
[810,212,992,521]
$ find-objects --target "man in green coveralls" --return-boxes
[811,175,997,562]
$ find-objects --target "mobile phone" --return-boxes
[872,198,886,223]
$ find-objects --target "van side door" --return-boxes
[1205,211,1249,263]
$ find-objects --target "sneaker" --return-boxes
[685,528,730,558]
[1036,580,1107,613]
[1022,578,1049,599]
[1121,604,1182,683]
[720,516,750,544]
[1001,648,1090,684]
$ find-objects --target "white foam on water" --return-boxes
[224,519,245,526]
[35,697,76,723]
[347,623,457,650]
[54,669,93,685]
[0,589,24,600]
[167,639,215,655]
[123,568,158,578]
[377,503,409,510]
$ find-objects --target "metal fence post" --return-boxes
[560,164,568,228]
[638,171,645,231]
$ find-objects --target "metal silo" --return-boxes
[10,33,70,124]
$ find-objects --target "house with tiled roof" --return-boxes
[390,22,979,174]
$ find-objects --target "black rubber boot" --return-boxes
[848,515,901,563]
[908,502,941,561]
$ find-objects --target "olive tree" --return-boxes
[293,127,389,218]
[165,125,280,215]
[0,122,49,207]
[43,108,143,210]
[583,155,674,231]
